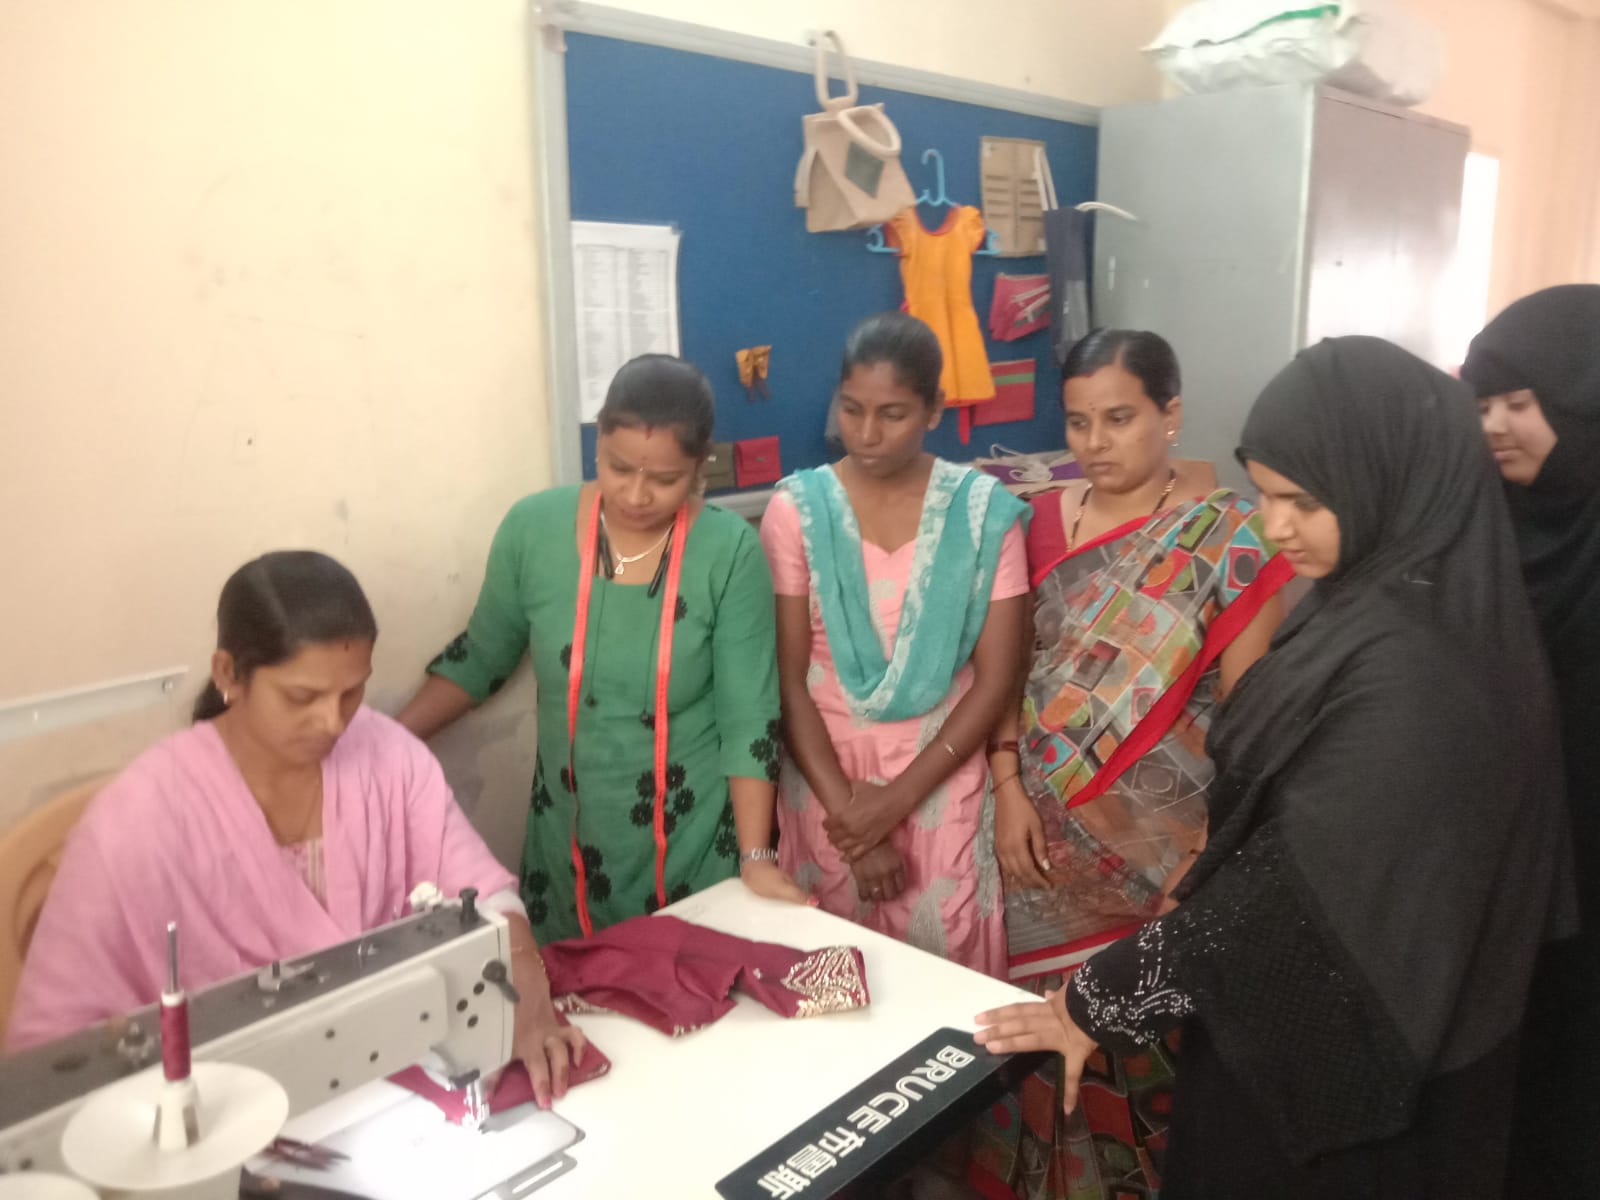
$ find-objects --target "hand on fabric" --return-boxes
[825,781,912,862]
[974,986,1099,1113]
[994,775,1053,890]
[512,995,588,1110]
[505,915,586,1109]
[740,859,816,906]
[851,841,907,904]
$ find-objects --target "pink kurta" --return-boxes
[760,488,1027,978]
[7,707,517,1049]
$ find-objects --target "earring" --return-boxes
[1166,429,1179,447]
[222,690,231,706]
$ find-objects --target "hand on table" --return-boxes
[740,859,816,906]
[974,986,1099,1113]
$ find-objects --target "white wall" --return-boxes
[0,0,1173,853]
[0,0,548,857]
[2,0,1594,856]
[1407,0,1600,312]
[596,0,1174,106]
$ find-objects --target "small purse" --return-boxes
[734,437,783,489]
[703,442,738,493]
[975,360,1038,428]
[988,274,1052,342]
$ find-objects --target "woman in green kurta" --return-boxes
[399,356,805,943]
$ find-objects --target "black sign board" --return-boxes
[716,1027,1016,1199]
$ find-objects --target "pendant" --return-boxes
[615,562,626,577]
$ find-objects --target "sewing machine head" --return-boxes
[0,891,517,1191]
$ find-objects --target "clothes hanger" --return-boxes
[1029,148,1140,223]
[866,147,1005,254]
[1036,145,1059,213]
[918,148,955,208]
[865,224,897,254]
[1074,200,1141,222]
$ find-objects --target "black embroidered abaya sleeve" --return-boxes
[1065,630,1562,1165]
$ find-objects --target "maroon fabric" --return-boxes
[390,1012,610,1122]
[542,915,870,1036]
[393,917,868,1118]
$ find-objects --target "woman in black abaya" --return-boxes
[1463,284,1600,1198]
[976,336,1569,1198]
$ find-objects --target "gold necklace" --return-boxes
[1067,468,1177,553]
[599,511,671,577]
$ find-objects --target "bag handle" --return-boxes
[834,104,901,159]
[1034,145,1059,212]
[813,30,859,112]
[794,145,818,207]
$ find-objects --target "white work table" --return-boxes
[285,880,1036,1199]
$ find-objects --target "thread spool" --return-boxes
[61,1061,287,1200]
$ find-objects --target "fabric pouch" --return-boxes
[734,436,783,488]
[703,441,737,493]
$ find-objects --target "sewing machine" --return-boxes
[0,889,578,1198]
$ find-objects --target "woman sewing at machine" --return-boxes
[6,551,586,1109]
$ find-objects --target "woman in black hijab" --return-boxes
[976,336,1567,1197]
[1463,284,1600,1198]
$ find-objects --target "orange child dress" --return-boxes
[887,206,996,408]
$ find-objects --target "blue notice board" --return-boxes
[564,33,1098,483]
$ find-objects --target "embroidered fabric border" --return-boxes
[781,945,871,1018]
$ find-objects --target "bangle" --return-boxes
[992,771,1020,790]
[988,739,1019,757]
[739,847,779,867]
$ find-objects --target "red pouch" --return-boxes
[988,274,1051,342]
[975,359,1038,427]
[734,436,782,488]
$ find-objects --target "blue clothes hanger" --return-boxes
[865,225,897,253]
[865,147,1002,255]
[918,148,954,207]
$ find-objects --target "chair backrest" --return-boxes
[0,775,108,1038]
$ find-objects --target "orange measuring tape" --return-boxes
[566,491,689,935]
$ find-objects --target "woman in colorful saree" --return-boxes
[976,337,1568,1199]
[973,329,1290,1199]
[760,311,1030,980]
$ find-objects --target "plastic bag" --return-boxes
[1146,0,1442,108]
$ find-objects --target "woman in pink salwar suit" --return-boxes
[7,552,584,1107]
